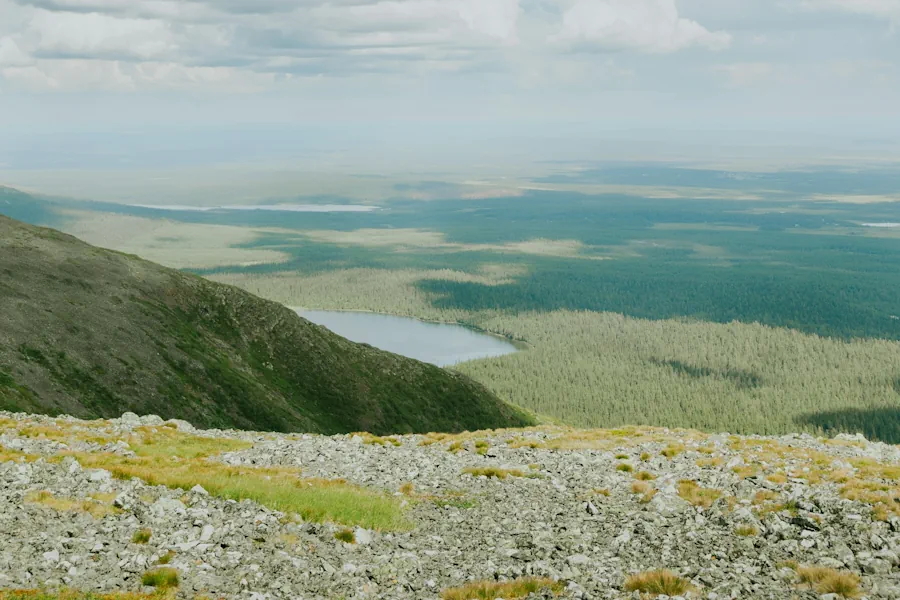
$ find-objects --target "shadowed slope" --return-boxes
[0,215,532,434]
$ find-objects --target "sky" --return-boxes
[1,0,899,174]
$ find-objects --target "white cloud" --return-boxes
[1,0,526,89]
[801,0,900,21]
[553,0,731,53]
[27,11,178,60]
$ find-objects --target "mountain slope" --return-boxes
[0,215,533,434]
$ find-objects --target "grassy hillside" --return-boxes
[0,216,532,434]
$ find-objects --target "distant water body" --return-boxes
[295,310,518,367]
[130,204,378,213]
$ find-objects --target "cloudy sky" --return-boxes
[1,0,899,169]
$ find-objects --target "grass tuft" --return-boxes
[132,529,152,544]
[624,570,695,597]
[616,463,634,473]
[797,566,861,598]
[440,577,563,600]
[463,467,525,480]
[677,480,722,509]
[635,471,656,481]
[0,591,170,600]
[141,568,179,589]
[735,525,758,537]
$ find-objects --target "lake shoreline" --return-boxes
[289,306,532,351]
[291,307,528,366]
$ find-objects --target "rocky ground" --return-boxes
[0,411,899,599]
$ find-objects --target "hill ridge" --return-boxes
[0,215,531,434]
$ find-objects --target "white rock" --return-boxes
[120,412,142,425]
[191,485,209,496]
[43,550,60,563]
[88,469,112,483]
[150,497,186,519]
[354,527,374,546]
[200,525,215,542]
[166,419,195,433]
[567,554,590,566]
[140,415,165,426]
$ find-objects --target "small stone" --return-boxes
[43,550,60,563]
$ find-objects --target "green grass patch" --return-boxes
[141,568,179,589]
[71,452,408,531]
[129,427,251,459]
[334,528,356,544]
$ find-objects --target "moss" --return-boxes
[334,528,356,544]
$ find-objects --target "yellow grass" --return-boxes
[631,481,657,504]
[25,491,119,519]
[0,448,36,463]
[735,525,758,537]
[71,452,408,530]
[677,480,722,509]
[440,577,563,600]
[797,567,862,598]
[624,570,695,597]
[462,467,526,480]
[661,443,685,459]
[635,471,657,481]
[0,591,171,600]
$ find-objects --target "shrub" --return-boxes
[141,567,179,589]
[624,570,694,597]
[132,529,152,544]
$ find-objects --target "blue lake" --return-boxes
[296,310,518,367]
